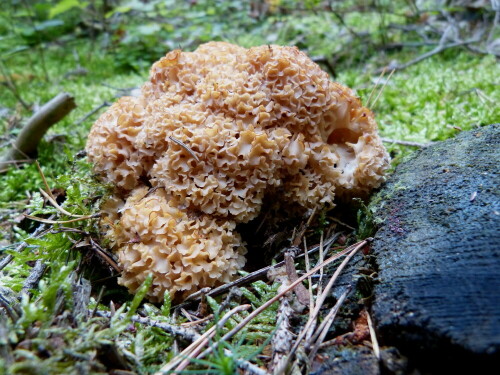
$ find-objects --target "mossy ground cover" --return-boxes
[0,1,498,373]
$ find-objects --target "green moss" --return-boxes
[337,51,499,164]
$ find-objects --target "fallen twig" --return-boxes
[308,287,351,361]
[303,242,364,349]
[94,309,201,342]
[284,246,310,306]
[197,239,370,362]
[270,286,295,373]
[311,55,336,77]
[0,221,51,271]
[276,240,367,373]
[175,234,340,308]
[378,38,479,73]
[0,59,29,110]
[180,314,214,327]
[224,348,270,375]
[381,137,432,148]
[20,259,47,297]
[74,101,110,127]
[89,238,121,273]
[157,304,251,374]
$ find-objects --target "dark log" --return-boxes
[371,124,500,373]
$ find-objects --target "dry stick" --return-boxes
[271,253,305,374]
[180,308,195,322]
[172,308,255,374]
[284,209,318,305]
[94,310,201,343]
[157,304,251,374]
[217,287,243,316]
[180,314,214,327]
[89,238,121,273]
[20,259,47,297]
[74,101,110,127]
[487,6,500,47]
[0,159,33,165]
[382,39,478,73]
[329,216,356,231]
[161,326,216,373]
[304,245,363,347]
[308,287,351,361]
[0,93,76,165]
[0,293,19,321]
[311,56,336,78]
[310,286,351,344]
[381,137,431,148]
[176,234,340,307]
[0,222,51,271]
[197,240,369,362]
[223,348,270,375]
[284,246,310,306]
[366,310,380,360]
[270,290,295,373]
[273,241,366,374]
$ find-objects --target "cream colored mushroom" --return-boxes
[87,42,389,301]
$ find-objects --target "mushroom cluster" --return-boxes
[86,42,389,302]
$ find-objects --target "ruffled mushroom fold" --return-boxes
[87,42,389,301]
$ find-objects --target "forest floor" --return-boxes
[0,1,499,374]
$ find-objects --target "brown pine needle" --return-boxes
[35,160,57,203]
[317,232,325,298]
[38,188,86,218]
[304,242,363,347]
[370,68,395,110]
[366,310,380,360]
[196,239,369,362]
[180,308,195,322]
[169,136,200,162]
[25,213,100,224]
[274,240,366,374]
[303,237,315,312]
[381,137,431,148]
[180,314,214,327]
[366,67,387,108]
[90,238,121,273]
[157,304,251,374]
[35,160,86,218]
[308,287,350,361]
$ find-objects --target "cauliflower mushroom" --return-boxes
[87,42,389,301]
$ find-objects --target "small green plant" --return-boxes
[355,198,377,240]
[178,338,238,375]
